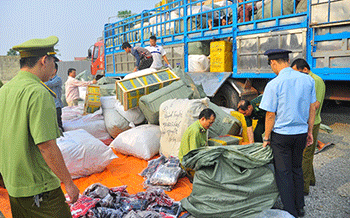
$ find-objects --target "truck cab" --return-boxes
[89,39,105,76]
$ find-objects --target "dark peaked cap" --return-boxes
[264,49,292,60]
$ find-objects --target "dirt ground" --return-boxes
[303,101,350,218]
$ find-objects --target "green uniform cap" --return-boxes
[12,36,59,60]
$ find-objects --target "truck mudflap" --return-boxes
[187,72,231,97]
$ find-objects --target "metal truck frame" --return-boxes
[91,0,350,108]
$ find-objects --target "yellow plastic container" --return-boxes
[210,53,233,72]
[230,111,249,143]
[210,41,232,54]
[210,41,233,72]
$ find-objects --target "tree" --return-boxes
[117,10,136,19]
[7,48,19,56]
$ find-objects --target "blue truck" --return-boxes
[90,0,350,108]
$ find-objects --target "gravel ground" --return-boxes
[302,101,350,218]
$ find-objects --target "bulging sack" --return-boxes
[110,124,161,160]
[101,96,134,138]
[208,101,241,138]
[57,129,118,179]
[62,108,111,140]
[159,98,210,157]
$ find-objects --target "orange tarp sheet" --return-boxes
[0,150,193,218]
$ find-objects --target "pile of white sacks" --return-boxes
[58,69,241,179]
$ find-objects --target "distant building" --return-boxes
[74,57,87,61]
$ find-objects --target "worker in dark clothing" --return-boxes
[122,42,153,72]
[237,95,266,143]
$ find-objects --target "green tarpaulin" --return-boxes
[181,143,278,218]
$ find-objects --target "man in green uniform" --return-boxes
[291,58,326,195]
[179,108,216,162]
[0,79,3,88]
[178,108,216,182]
[237,95,266,143]
[0,36,79,218]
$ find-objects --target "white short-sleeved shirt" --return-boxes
[259,67,316,135]
[145,45,166,70]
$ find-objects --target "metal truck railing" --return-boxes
[104,0,350,82]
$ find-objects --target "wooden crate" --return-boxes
[116,68,179,111]
[84,86,101,114]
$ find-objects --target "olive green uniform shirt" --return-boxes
[0,71,61,197]
[179,120,208,163]
[309,71,325,125]
[244,95,266,127]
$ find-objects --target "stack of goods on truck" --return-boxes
[188,41,211,72]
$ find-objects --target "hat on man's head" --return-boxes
[264,49,292,60]
[12,36,59,61]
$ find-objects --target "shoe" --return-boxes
[297,208,305,217]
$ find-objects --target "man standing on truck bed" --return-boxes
[122,41,153,72]
[259,49,317,217]
[0,36,79,217]
[291,58,326,196]
[145,35,171,70]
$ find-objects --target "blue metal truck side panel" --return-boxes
[104,0,350,81]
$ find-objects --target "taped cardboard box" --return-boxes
[84,86,101,114]
[208,135,243,146]
[116,68,179,111]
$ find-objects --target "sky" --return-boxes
[0,0,161,61]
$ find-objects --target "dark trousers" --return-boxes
[138,57,153,70]
[302,123,320,193]
[270,131,307,217]
[56,107,64,131]
[254,121,265,143]
[9,187,71,218]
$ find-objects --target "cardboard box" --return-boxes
[116,68,180,111]
[84,86,101,114]
[208,135,243,146]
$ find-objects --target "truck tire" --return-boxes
[211,83,240,109]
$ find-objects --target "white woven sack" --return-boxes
[110,124,161,160]
[123,68,157,80]
[57,129,117,179]
[159,97,210,157]
[188,55,210,72]
[101,96,130,138]
[62,108,110,140]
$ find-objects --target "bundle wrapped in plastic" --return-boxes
[141,156,184,191]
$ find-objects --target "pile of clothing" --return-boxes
[69,183,181,218]
[140,156,184,191]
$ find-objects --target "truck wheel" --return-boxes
[211,83,240,109]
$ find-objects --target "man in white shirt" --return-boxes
[65,68,96,106]
[145,36,171,70]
